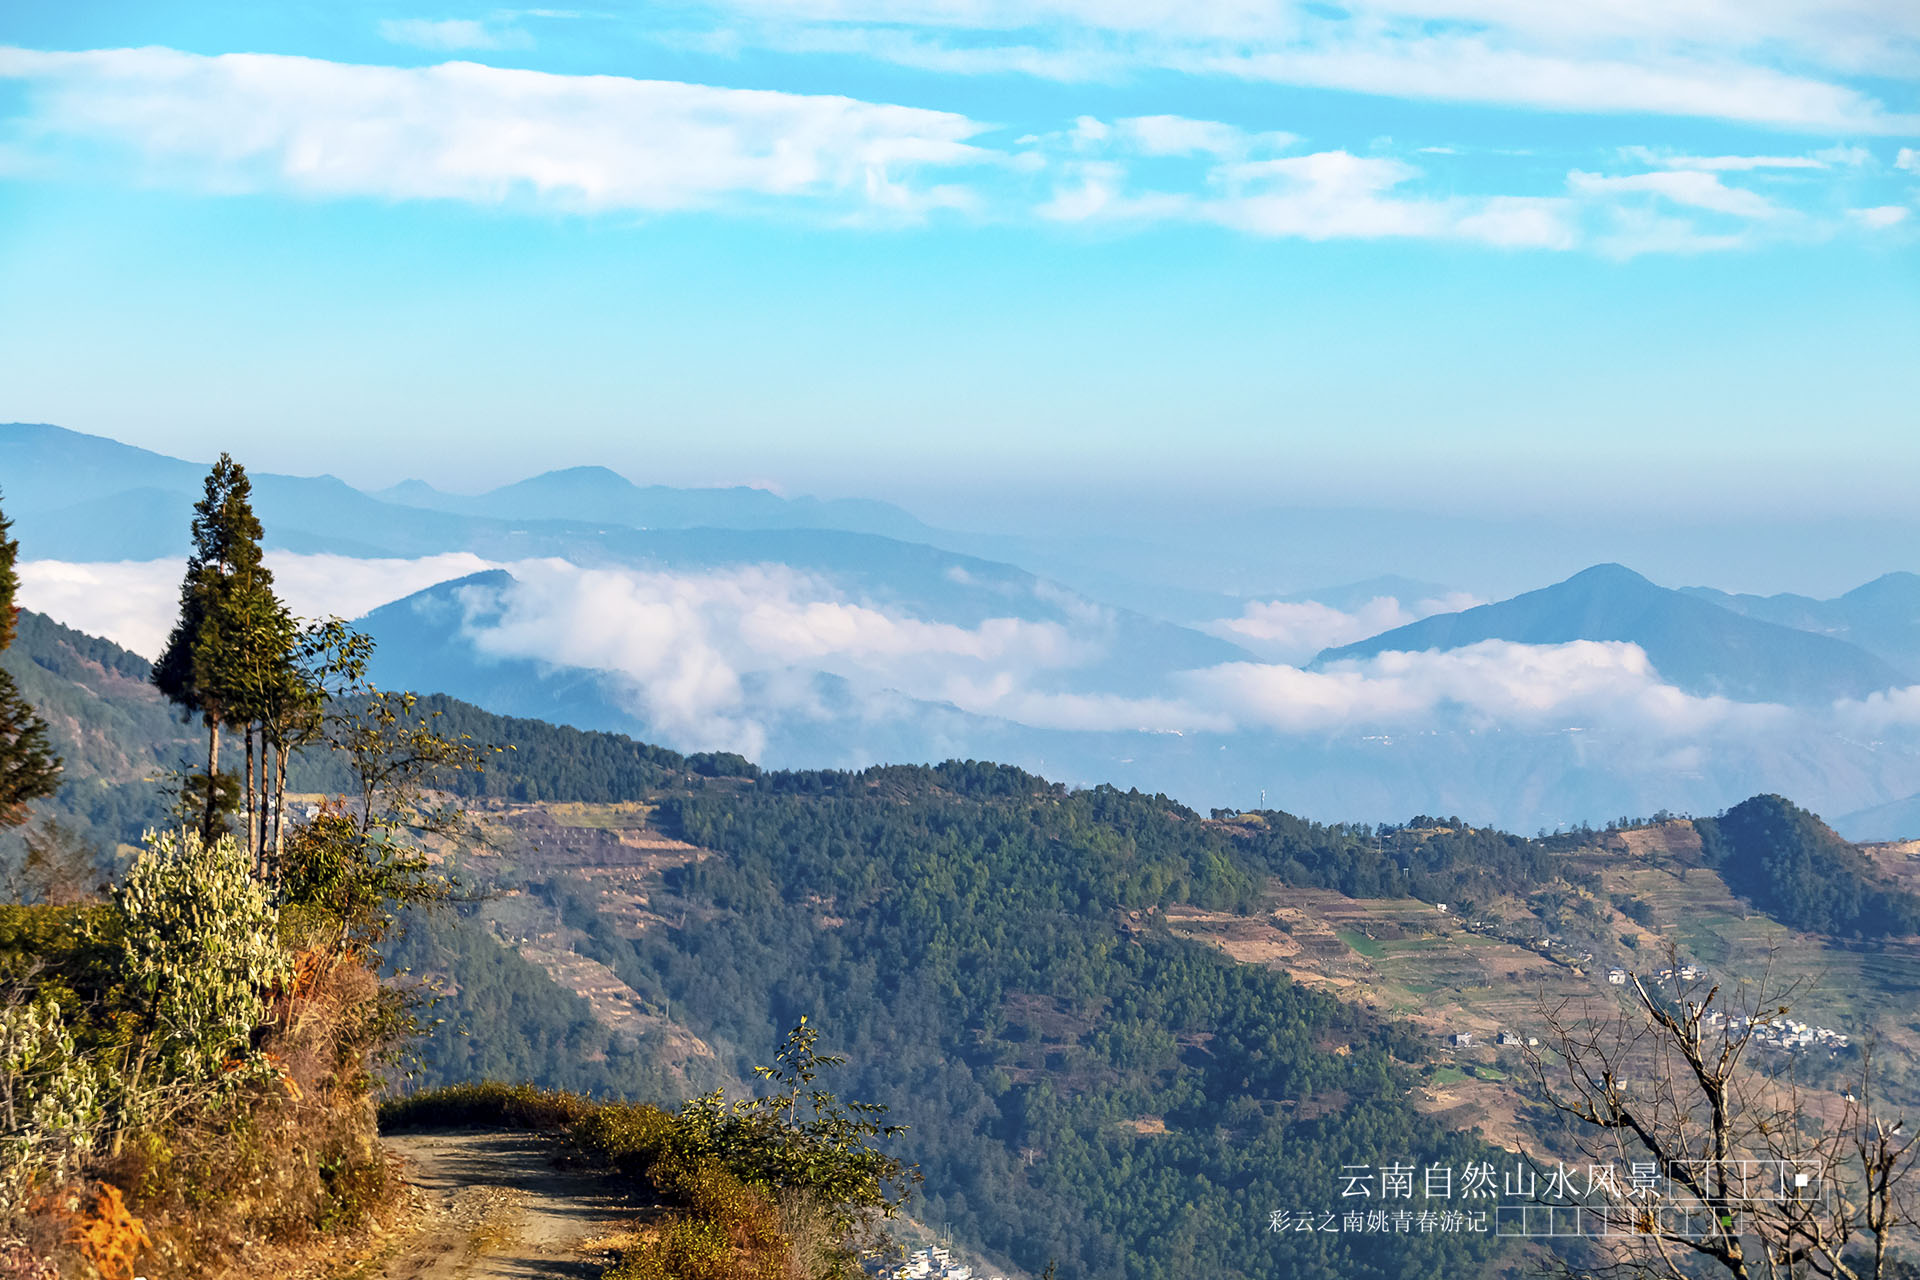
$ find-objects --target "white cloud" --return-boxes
[377,18,530,51]
[14,551,501,658]
[933,676,1230,733]
[1185,640,1787,736]
[451,560,1101,755]
[1898,148,1920,172]
[265,552,500,621]
[15,560,185,659]
[1618,146,1828,171]
[1205,592,1479,663]
[691,0,1920,131]
[1569,168,1780,219]
[1837,685,1920,732]
[448,564,1807,751]
[1042,137,1580,247]
[0,43,1883,252]
[0,46,992,218]
[22,551,1899,809]
[1589,206,1749,258]
[1849,205,1910,228]
[1190,41,1908,133]
[1114,114,1294,157]
[1203,155,1465,240]
[1812,144,1873,166]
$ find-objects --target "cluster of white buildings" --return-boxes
[873,1246,1006,1280]
[1711,1012,1851,1052]
[1606,964,1700,986]
[1600,968,1850,1052]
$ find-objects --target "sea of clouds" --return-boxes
[18,552,1920,822]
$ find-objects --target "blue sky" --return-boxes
[1,0,1917,521]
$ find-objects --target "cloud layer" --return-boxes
[0,46,989,218]
[16,551,1798,745]
[453,559,1091,754]
[20,551,1920,823]
[1205,592,1480,663]
[15,552,497,658]
[2,45,1909,252]
[693,0,1920,132]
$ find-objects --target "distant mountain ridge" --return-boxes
[1683,573,1920,675]
[1315,563,1907,705]
[374,464,938,542]
[15,423,1920,836]
[0,423,936,560]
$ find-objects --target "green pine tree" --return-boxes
[0,491,62,828]
[153,455,291,850]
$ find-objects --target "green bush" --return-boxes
[377,1081,592,1132]
[567,1099,677,1177]
[115,829,289,1103]
[604,1216,738,1280]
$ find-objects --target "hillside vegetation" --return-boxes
[13,488,1920,1276]
[1697,793,1920,938]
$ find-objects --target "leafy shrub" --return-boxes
[568,1100,677,1177]
[604,1216,742,1280]
[0,999,110,1209]
[378,1081,593,1132]
[114,829,289,1111]
[279,804,448,948]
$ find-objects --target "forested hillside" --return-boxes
[1229,807,1577,906]
[561,767,1508,1280]
[384,908,675,1097]
[1697,793,1920,938]
[21,601,1920,1276]
[0,610,193,857]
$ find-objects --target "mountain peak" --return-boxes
[375,478,447,505]
[495,465,639,496]
[1563,562,1652,587]
[1841,571,1920,606]
[1315,561,1903,705]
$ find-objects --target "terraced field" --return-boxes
[431,800,722,1085]
[1169,888,1596,1043]
[1592,843,1920,1100]
[1173,818,1920,1152]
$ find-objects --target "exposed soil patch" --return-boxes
[367,1130,658,1280]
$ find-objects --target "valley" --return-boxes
[365,773,1920,1280]
[9,454,1920,1277]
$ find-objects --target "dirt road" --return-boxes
[370,1130,652,1280]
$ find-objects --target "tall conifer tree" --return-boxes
[154,455,290,848]
[0,491,62,827]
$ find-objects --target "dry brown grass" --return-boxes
[9,943,408,1280]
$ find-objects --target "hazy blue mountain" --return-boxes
[4,424,1251,702]
[4,423,943,561]
[1683,573,1920,676]
[1316,563,1907,704]
[2,422,498,559]
[7,599,1917,848]
[359,563,1248,707]
[375,465,939,543]
[0,422,207,502]
[1834,792,1920,842]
